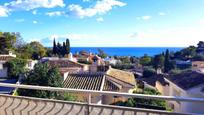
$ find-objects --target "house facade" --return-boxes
[0,52,16,78]
[156,71,204,114]
[192,61,204,73]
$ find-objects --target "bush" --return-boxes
[6,58,27,79]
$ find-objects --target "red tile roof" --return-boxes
[0,56,14,61]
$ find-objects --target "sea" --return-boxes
[70,47,184,57]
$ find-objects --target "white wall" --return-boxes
[165,79,204,114]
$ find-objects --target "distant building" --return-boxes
[175,60,191,69]
[192,61,204,73]
[104,57,120,65]
[0,51,16,78]
[63,68,136,104]
[25,60,38,70]
[156,71,204,114]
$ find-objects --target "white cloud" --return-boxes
[142,16,152,20]
[0,6,9,17]
[68,0,126,18]
[46,11,64,16]
[96,17,104,22]
[15,18,25,22]
[32,10,37,15]
[129,26,204,47]
[33,20,38,24]
[200,20,204,25]
[129,32,138,38]
[38,33,98,46]
[5,0,65,11]
[0,0,65,16]
[158,12,166,16]
[83,0,90,2]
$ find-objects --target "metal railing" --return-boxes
[0,82,204,115]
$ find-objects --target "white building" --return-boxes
[156,71,204,114]
[25,60,38,70]
[0,51,16,78]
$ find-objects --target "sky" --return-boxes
[0,0,204,47]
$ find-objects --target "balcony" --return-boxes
[0,83,204,115]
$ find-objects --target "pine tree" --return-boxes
[53,38,57,54]
[65,38,70,54]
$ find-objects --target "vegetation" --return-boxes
[97,48,107,58]
[153,54,165,71]
[139,54,152,66]
[17,63,63,99]
[0,32,17,54]
[53,38,70,57]
[6,58,27,79]
[143,67,156,78]
[17,63,76,101]
[114,88,167,110]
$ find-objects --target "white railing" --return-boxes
[0,82,204,115]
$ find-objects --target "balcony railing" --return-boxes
[0,82,204,115]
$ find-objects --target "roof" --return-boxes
[106,68,136,86]
[139,74,169,87]
[165,71,204,90]
[0,55,15,62]
[63,72,104,90]
[59,67,81,75]
[103,80,120,91]
[48,60,84,68]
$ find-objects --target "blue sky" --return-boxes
[0,0,204,47]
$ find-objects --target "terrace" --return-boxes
[0,83,204,115]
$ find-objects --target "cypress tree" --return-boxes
[65,38,70,54]
[63,42,66,56]
[57,42,62,56]
[53,38,57,54]
[164,49,170,73]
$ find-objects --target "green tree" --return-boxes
[17,63,63,99]
[0,32,17,54]
[53,38,57,55]
[153,54,164,71]
[140,54,152,66]
[98,48,107,58]
[65,38,70,54]
[6,58,27,79]
[164,49,171,73]
[197,41,204,48]
[63,42,66,56]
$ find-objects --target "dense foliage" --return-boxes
[53,38,70,57]
[114,88,167,110]
[139,54,152,66]
[0,32,17,54]
[16,41,46,60]
[97,48,107,58]
[6,58,27,79]
[17,63,63,99]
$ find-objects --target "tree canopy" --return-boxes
[6,58,27,79]
[0,32,17,54]
[53,38,70,57]
[139,54,152,66]
[17,63,63,99]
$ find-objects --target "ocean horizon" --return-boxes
[69,47,184,57]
